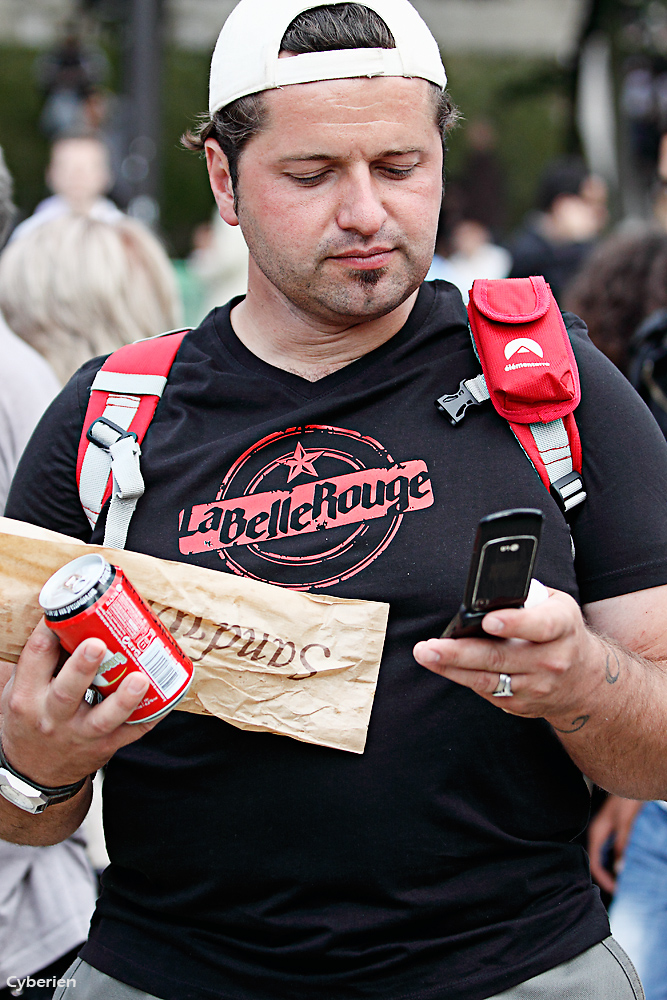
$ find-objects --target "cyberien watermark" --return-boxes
[6,975,76,995]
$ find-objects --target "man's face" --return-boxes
[214,76,443,327]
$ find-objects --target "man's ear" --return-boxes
[205,139,239,226]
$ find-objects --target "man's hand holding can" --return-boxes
[0,621,155,822]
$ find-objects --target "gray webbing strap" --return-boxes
[79,393,142,535]
[90,371,168,396]
[81,413,145,550]
[105,434,145,550]
[79,370,167,549]
[462,374,489,403]
[529,420,573,486]
[461,376,585,511]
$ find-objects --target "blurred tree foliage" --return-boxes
[583,0,667,44]
[0,43,215,257]
[0,48,50,221]
[444,54,574,236]
[578,0,667,217]
[161,49,215,257]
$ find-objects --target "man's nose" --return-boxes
[336,169,388,236]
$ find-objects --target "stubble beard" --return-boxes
[299,258,412,321]
[237,201,426,322]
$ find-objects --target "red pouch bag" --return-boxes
[467,275,580,425]
[466,276,583,490]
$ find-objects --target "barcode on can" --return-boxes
[138,639,188,698]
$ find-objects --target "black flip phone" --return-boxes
[441,508,544,639]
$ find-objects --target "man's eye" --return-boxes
[289,172,328,186]
[381,165,416,178]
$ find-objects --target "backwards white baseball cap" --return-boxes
[208,0,447,116]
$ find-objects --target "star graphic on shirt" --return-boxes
[281,442,325,483]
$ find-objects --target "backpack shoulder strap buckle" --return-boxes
[550,469,587,517]
[86,416,139,449]
[435,373,489,425]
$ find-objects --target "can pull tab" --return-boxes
[63,574,89,597]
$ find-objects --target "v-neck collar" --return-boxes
[211,282,439,399]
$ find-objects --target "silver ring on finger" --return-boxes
[492,672,513,698]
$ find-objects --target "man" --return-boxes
[0,2,665,999]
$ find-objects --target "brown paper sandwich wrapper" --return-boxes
[0,518,389,753]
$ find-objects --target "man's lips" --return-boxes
[328,248,395,269]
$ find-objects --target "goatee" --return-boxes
[353,267,386,288]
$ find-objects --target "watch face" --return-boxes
[0,770,46,813]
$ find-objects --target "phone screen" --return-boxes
[471,535,538,612]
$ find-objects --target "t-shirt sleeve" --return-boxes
[565,312,667,603]
[5,359,103,541]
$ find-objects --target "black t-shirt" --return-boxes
[8,280,667,1000]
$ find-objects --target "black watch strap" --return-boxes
[0,740,88,801]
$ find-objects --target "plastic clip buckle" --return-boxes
[550,470,587,517]
[86,417,138,450]
[435,381,482,425]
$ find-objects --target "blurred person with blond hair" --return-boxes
[0,213,182,384]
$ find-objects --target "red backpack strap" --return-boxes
[77,330,189,547]
[436,277,586,519]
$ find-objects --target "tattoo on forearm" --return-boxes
[605,649,621,684]
[553,715,590,734]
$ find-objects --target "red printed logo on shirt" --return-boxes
[178,425,433,589]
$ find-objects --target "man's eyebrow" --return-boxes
[278,148,424,164]
[277,154,337,164]
[381,148,423,157]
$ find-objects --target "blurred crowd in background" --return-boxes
[5,1,667,999]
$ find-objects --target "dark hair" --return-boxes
[565,227,667,373]
[536,156,590,213]
[182,3,457,189]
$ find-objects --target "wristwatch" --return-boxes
[0,741,88,814]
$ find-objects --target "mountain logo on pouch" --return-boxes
[504,337,544,360]
[503,337,550,373]
[178,425,433,589]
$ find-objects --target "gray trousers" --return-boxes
[52,938,644,1000]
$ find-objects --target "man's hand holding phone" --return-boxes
[412,509,603,724]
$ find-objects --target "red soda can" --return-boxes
[39,554,194,724]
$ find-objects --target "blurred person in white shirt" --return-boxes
[10,136,122,244]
